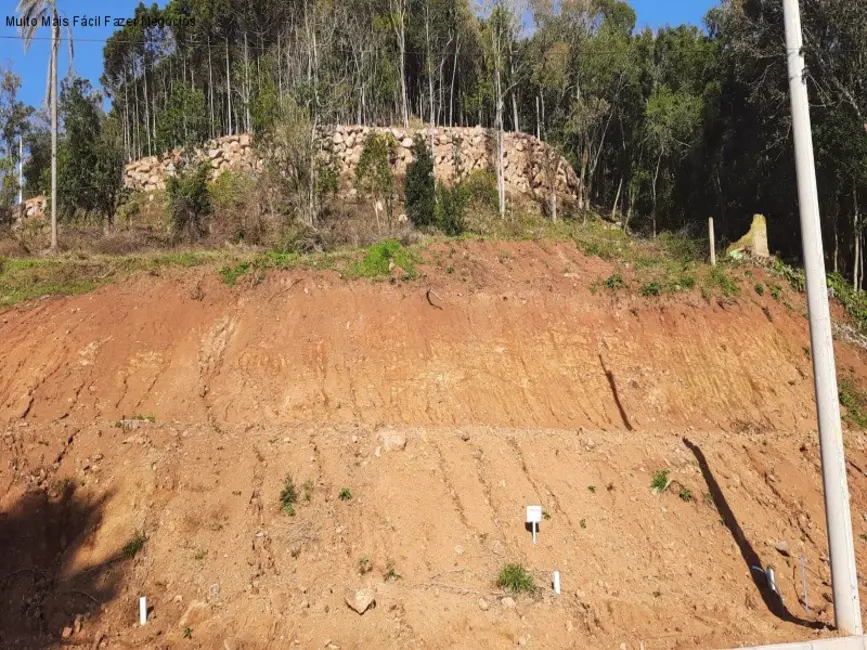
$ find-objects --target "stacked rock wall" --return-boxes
[123,126,579,201]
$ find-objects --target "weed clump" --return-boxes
[651,469,671,494]
[350,240,416,278]
[280,476,299,515]
[338,487,353,501]
[497,564,535,593]
[123,531,148,558]
[839,376,867,429]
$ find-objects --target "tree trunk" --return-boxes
[611,177,623,223]
[50,19,58,250]
[207,36,215,139]
[225,37,233,136]
[243,31,252,133]
[652,153,662,238]
[855,183,861,293]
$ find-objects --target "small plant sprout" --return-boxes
[123,531,148,559]
[358,556,372,574]
[303,479,315,503]
[183,626,193,639]
[194,549,207,560]
[679,487,693,502]
[384,562,401,581]
[497,564,535,594]
[280,476,298,516]
[651,470,671,494]
[580,518,587,529]
[338,487,352,501]
[587,485,596,494]
[542,509,552,521]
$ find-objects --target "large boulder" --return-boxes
[727,214,770,259]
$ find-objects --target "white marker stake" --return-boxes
[553,570,561,595]
[526,506,543,545]
[139,596,147,625]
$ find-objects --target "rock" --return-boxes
[179,600,210,628]
[727,214,770,259]
[478,598,490,611]
[61,627,73,639]
[401,137,414,149]
[566,620,574,633]
[378,429,407,452]
[454,545,464,555]
[344,587,376,615]
[460,432,470,442]
[775,541,791,557]
[224,639,240,650]
[501,597,516,609]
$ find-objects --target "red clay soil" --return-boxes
[2,239,867,650]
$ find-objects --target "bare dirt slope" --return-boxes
[2,239,867,650]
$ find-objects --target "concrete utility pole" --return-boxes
[783,0,863,635]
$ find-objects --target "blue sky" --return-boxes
[0,0,717,110]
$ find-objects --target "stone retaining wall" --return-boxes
[124,126,579,201]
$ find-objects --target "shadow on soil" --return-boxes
[0,481,126,649]
[683,437,828,631]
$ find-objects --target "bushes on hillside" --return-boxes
[355,132,398,230]
[405,135,435,228]
[166,161,211,241]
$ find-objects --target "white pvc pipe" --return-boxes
[552,570,561,595]
[139,596,147,625]
[783,0,863,635]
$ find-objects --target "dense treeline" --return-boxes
[4,0,867,289]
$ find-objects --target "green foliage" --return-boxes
[679,487,693,502]
[303,479,315,503]
[651,469,670,493]
[355,132,397,227]
[56,77,125,223]
[350,240,416,278]
[435,184,467,236]
[640,281,662,297]
[338,487,352,501]
[461,170,499,209]
[839,377,867,429]
[123,531,147,558]
[497,564,535,593]
[754,282,765,296]
[405,135,436,228]
[218,261,251,286]
[707,266,740,297]
[827,272,867,333]
[166,161,212,241]
[154,86,209,153]
[280,476,299,516]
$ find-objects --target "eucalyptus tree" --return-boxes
[17,0,73,249]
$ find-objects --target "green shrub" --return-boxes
[754,282,765,296]
[280,476,299,515]
[123,531,148,558]
[405,135,436,228]
[338,487,353,501]
[839,377,867,429]
[497,563,535,593]
[707,266,740,297]
[640,281,661,297]
[166,161,211,240]
[435,184,467,236]
[461,169,498,209]
[651,469,670,493]
[355,133,397,228]
[218,261,251,286]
